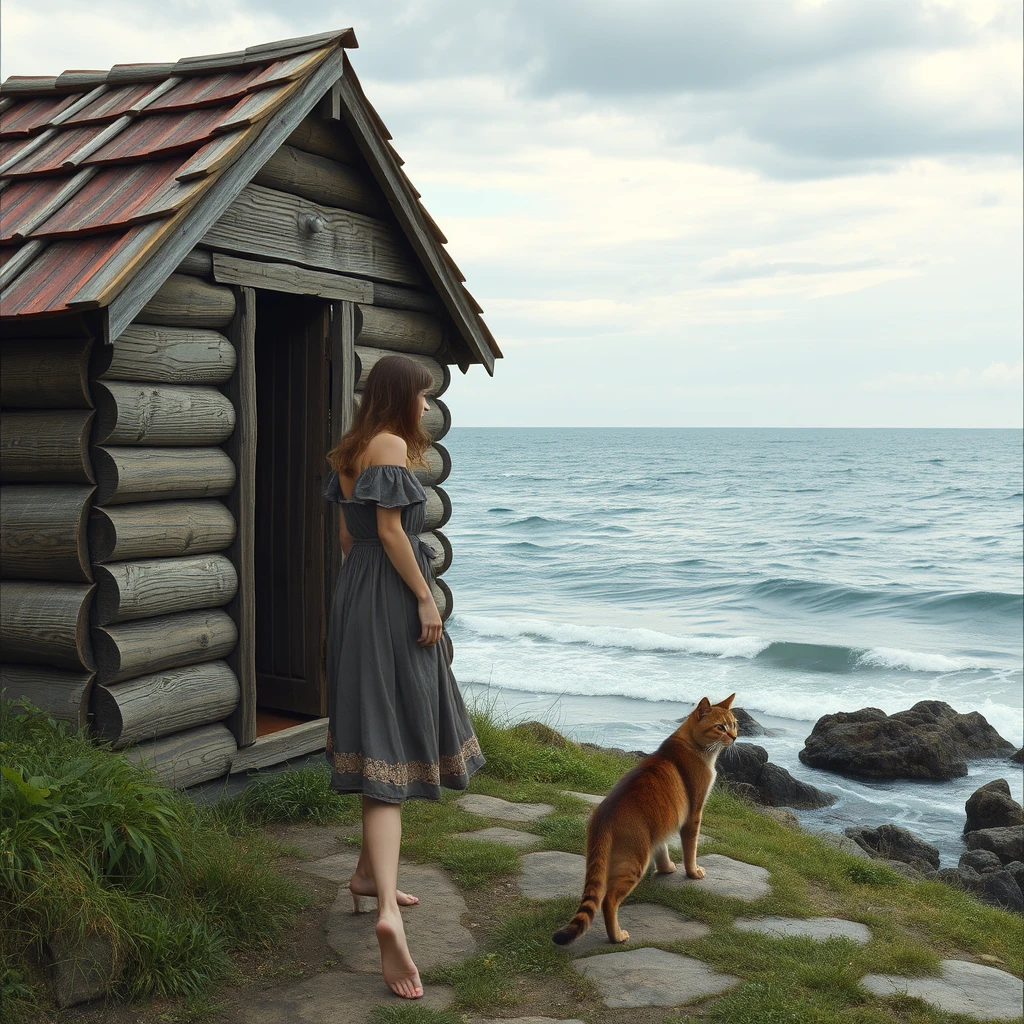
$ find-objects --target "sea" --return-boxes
[439,428,1023,866]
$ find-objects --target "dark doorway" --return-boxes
[252,294,333,717]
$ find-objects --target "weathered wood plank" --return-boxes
[254,144,379,215]
[431,576,452,623]
[0,337,92,409]
[134,273,236,328]
[123,721,236,789]
[0,484,93,582]
[0,581,94,670]
[93,553,238,625]
[211,253,373,303]
[369,281,437,313]
[203,184,421,286]
[93,608,237,685]
[89,500,235,563]
[286,113,358,165]
[92,382,236,446]
[220,287,256,748]
[0,411,94,484]
[423,485,451,531]
[354,344,448,397]
[0,664,95,726]
[91,660,239,748]
[92,446,235,505]
[411,442,450,487]
[96,323,237,385]
[229,717,328,773]
[175,248,213,278]
[355,304,443,355]
[417,528,452,576]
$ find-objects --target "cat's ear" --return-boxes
[717,693,736,709]
[696,697,712,719]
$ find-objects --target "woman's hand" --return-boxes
[417,594,442,646]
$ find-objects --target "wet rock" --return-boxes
[844,824,940,872]
[718,743,835,809]
[718,743,768,786]
[1012,747,1023,764]
[965,825,1024,866]
[799,701,1014,781]
[757,762,836,809]
[964,779,1023,833]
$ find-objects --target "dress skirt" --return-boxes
[323,463,485,803]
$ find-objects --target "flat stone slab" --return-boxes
[518,850,586,899]
[458,793,554,822]
[735,916,871,944]
[471,1019,586,1024]
[861,959,1024,1020]
[651,853,771,901]
[574,947,739,1008]
[569,903,709,956]
[229,970,453,1022]
[454,826,541,848]
[562,790,604,805]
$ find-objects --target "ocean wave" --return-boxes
[855,647,987,673]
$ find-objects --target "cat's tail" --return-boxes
[551,829,611,945]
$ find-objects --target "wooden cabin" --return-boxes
[0,29,501,788]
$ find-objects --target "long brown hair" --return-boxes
[327,354,434,478]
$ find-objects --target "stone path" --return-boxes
[651,853,772,901]
[734,916,871,944]
[568,903,710,956]
[518,850,586,899]
[575,947,740,1008]
[561,790,604,805]
[861,959,1024,1021]
[454,826,542,848]
[458,794,554,821]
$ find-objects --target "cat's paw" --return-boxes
[614,929,630,943]
[655,860,676,874]
[685,865,706,879]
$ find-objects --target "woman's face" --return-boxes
[417,389,429,418]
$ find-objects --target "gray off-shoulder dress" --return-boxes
[322,463,485,803]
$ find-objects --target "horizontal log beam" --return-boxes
[96,324,237,385]
[0,485,93,582]
[211,253,372,303]
[135,274,236,328]
[417,529,452,576]
[0,663,95,727]
[92,446,236,505]
[89,499,235,563]
[410,443,451,488]
[229,717,328,773]
[93,608,238,685]
[0,581,94,671]
[174,248,213,278]
[123,721,236,789]
[203,184,421,286]
[0,411,94,484]
[355,304,443,355]
[369,282,438,314]
[432,576,453,623]
[254,144,379,216]
[423,485,452,531]
[0,337,92,409]
[354,345,449,397]
[286,114,358,165]
[91,659,239,749]
[93,382,236,446]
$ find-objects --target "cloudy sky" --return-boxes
[4,1,1021,427]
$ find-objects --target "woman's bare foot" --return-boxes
[349,870,419,908]
[376,909,422,999]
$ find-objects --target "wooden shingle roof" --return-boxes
[0,29,499,373]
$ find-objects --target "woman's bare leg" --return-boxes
[349,843,419,908]
[361,796,422,999]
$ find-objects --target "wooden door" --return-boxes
[253,295,333,716]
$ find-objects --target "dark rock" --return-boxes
[799,701,1014,781]
[756,806,800,829]
[878,859,922,879]
[757,762,836,809]
[926,867,964,886]
[1012,748,1023,764]
[47,932,114,1008]
[978,871,1024,913]
[965,825,1024,866]
[514,720,570,748]
[964,779,1024,833]
[726,781,763,805]
[1004,861,1024,891]
[717,743,769,787]
[959,848,1003,874]
[732,707,766,737]
[844,824,940,872]
[817,832,871,859]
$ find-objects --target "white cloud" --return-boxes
[863,361,1024,391]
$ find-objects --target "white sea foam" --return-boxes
[455,613,767,659]
[856,647,988,673]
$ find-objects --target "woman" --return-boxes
[323,354,485,999]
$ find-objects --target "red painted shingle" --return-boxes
[59,83,156,126]
[84,106,228,163]
[0,93,83,136]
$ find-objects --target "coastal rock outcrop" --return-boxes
[964,779,1023,833]
[717,743,836,810]
[965,825,1024,866]
[732,708,766,737]
[798,701,1014,781]
[1012,748,1023,764]
[952,851,1024,913]
[843,824,940,873]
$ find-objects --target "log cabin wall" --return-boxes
[84,271,244,787]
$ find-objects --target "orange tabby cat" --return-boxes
[552,693,738,946]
